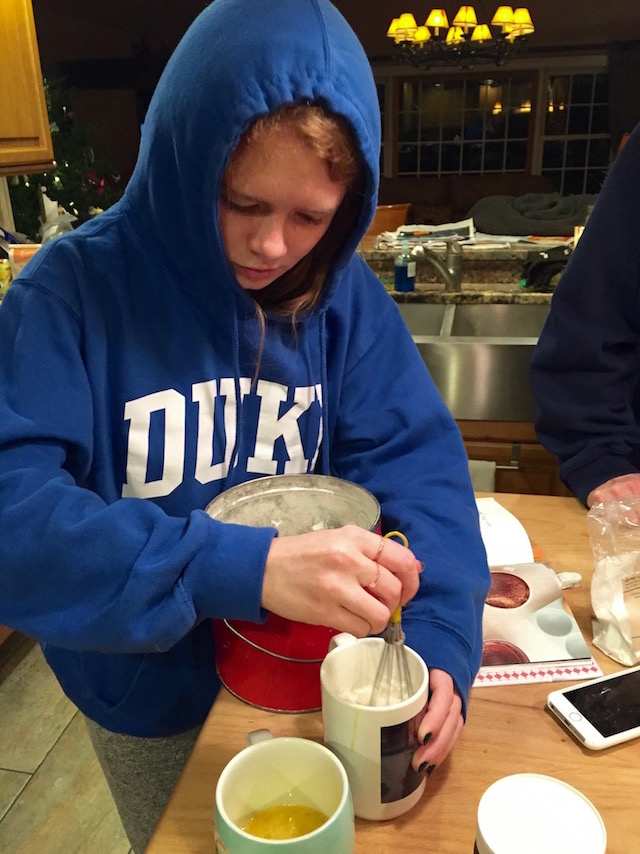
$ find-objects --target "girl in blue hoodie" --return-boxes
[0,0,489,848]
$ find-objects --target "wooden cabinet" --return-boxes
[0,0,54,176]
[459,420,571,497]
[0,1,50,641]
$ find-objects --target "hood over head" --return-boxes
[122,0,381,305]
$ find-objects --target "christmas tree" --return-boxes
[8,77,124,241]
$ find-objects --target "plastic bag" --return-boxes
[587,496,640,665]
[39,192,76,244]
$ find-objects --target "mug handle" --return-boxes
[247,728,272,746]
[328,632,358,652]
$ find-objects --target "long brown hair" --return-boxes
[222,101,366,319]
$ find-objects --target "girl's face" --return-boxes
[219,124,347,291]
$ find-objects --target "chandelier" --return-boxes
[387,6,535,69]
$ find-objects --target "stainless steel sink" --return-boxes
[450,303,549,339]
[397,303,449,336]
[397,302,550,421]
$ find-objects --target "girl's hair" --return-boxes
[222,101,366,319]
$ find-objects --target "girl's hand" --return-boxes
[261,525,421,636]
[411,669,464,778]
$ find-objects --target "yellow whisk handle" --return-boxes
[384,530,408,548]
[384,534,407,627]
[389,605,402,624]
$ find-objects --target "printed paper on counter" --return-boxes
[473,561,602,689]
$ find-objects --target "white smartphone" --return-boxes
[547,665,640,750]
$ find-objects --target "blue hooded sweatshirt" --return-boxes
[0,0,489,737]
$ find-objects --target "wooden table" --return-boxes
[148,493,639,853]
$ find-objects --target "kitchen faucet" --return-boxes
[411,238,463,292]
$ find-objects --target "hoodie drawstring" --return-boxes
[318,314,330,475]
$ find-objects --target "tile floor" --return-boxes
[0,632,132,853]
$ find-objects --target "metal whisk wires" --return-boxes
[369,531,416,706]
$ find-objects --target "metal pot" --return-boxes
[207,474,381,712]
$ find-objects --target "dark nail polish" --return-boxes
[418,561,425,572]
[417,761,428,774]
[422,731,432,746]
[426,764,436,776]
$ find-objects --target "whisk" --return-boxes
[368,531,416,707]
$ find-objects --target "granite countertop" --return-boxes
[388,285,553,305]
[360,236,561,304]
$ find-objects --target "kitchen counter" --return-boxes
[361,236,554,262]
[148,494,638,854]
[389,285,552,305]
[360,235,565,299]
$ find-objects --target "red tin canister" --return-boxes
[207,474,381,712]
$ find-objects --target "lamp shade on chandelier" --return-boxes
[387,6,535,68]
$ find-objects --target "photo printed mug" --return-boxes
[320,632,429,821]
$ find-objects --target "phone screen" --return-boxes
[563,669,640,737]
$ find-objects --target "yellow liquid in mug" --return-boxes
[241,804,328,839]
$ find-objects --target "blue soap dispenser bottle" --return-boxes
[394,240,416,292]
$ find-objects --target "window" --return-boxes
[378,64,610,193]
[395,75,533,176]
[541,72,609,194]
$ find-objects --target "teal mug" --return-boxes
[214,730,354,853]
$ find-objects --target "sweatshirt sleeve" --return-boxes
[327,274,491,716]
[530,123,640,506]
[0,280,275,654]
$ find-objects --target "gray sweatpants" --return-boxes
[84,716,202,853]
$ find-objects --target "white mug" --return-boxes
[320,632,429,821]
[214,730,354,853]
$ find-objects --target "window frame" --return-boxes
[373,53,609,192]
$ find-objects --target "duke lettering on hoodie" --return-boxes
[122,379,323,498]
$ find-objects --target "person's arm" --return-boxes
[0,280,274,653]
[530,123,640,506]
[326,269,490,728]
[325,279,489,774]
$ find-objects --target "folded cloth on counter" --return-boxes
[468,192,598,236]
